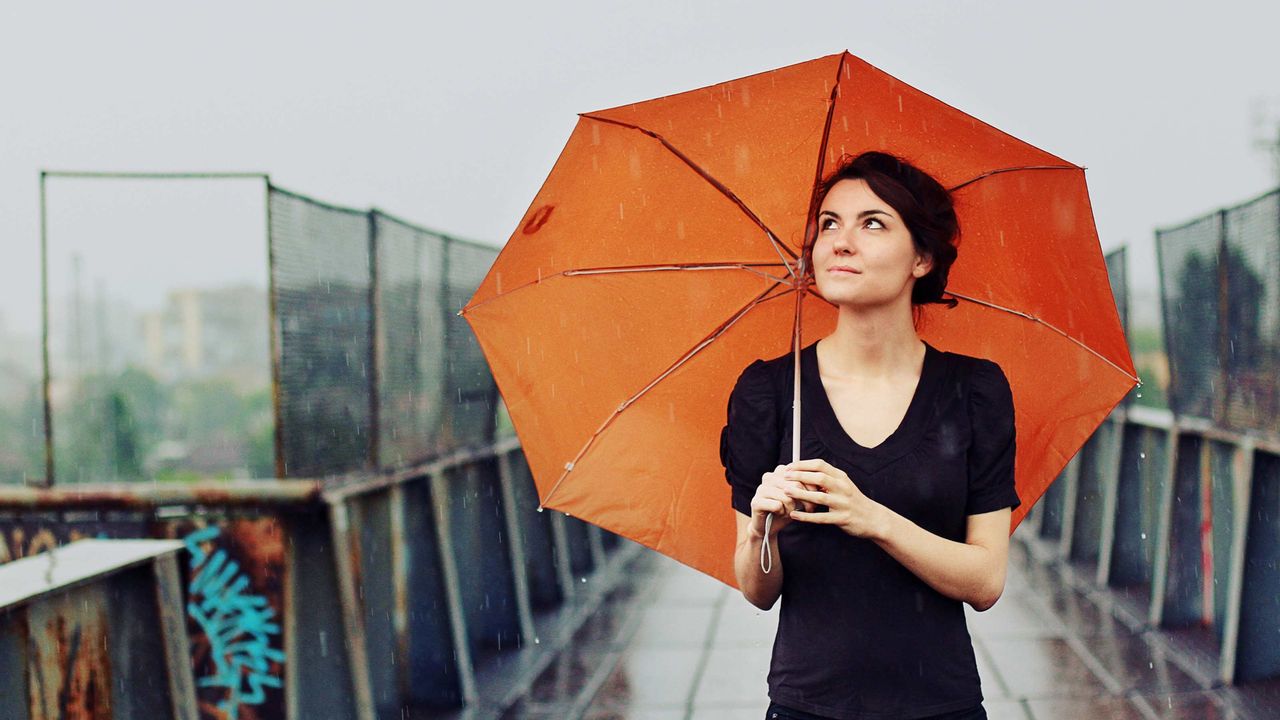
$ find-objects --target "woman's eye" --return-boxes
[820,218,838,231]
[865,217,885,230]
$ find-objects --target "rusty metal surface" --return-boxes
[26,582,115,719]
[0,480,322,512]
[0,515,291,720]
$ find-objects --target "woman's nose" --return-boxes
[832,231,854,254]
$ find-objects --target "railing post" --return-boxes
[1057,454,1081,560]
[153,552,198,720]
[549,512,578,602]
[497,450,538,645]
[427,469,479,705]
[327,500,377,720]
[1096,419,1128,585]
[1150,425,1182,625]
[1219,440,1255,684]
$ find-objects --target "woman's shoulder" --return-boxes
[931,345,1008,404]
[934,345,1007,381]
[732,347,798,389]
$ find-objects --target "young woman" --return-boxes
[721,152,1020,720]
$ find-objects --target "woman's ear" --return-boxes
[913,252,934,278]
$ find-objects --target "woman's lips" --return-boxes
[828,266,861,274]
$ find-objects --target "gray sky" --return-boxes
[2,0,1278,342]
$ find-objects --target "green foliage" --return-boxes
[53,366,272,483]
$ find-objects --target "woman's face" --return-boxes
[810,178,932,309]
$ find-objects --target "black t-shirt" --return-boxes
[720,341,1021,720]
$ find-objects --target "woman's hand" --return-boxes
[749,464,817,539]
[782,458,890,539]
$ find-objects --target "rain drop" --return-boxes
[536,507,544,513]
[580,577,587,583]
[1139,452,1146,459]
[1141,533,1147,540]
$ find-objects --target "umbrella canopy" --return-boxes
[461,51,1137,588]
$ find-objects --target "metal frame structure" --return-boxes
[0,437,636,719]
[1030,403,1280,685]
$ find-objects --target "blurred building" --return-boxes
[141,284,269,391]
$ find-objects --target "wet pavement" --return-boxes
[502,536,1280,720]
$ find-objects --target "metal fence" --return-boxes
[1026,406,1280,686]
[29,172,500,487]
[268,188,499,479]
[0,440,635,720]
[1105,247,1133,406]
[1156,190,1280,432]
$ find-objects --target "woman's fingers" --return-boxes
[753,486,793,515]
[784,484,822,501]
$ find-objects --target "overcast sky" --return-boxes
[2,0,1279,344]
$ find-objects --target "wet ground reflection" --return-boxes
[504,540,1280,719]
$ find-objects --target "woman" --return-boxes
[720,151,1020,720]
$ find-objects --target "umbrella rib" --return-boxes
[947,290,1140,383]
[462,263,791,315]
[540,282,797,507]
[579,113,800,278]
[948,165,1080,192]
[800,52,847,251]
[563,262,792,285]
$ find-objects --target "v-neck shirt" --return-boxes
[805,340,939,475]
[719,341,1020,720]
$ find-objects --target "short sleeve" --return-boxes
[719,360,779,517]
[965,359,1021,515]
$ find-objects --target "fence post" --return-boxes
[1096,418,1128,585]
[498,450,538,645]
[1057,454,1081,560]
[327,499,377,720]
[153,553,198,720]
[427,469,479,705]
[1219,440,1255,684]
[549,513,578,602]
[1150,425,1181,625]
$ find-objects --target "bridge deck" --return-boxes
[501,539,1280,720]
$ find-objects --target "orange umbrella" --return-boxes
[461,51,1137,588]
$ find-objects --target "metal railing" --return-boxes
[0,538,196,720]
[0,438,637,720]
[1025,404,1280,686]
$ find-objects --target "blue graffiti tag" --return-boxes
[184,525,285,719]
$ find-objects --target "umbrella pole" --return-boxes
[762,268,806,574]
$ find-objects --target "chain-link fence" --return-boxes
[29,172,500,486]
[1156,189,1280,432]
[268,188,501,479]
[268,191,499,479]
[1104,247,1132,406]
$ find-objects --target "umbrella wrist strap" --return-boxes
[761,514,773,573]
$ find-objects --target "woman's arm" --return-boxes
[732,464,819,610]
[734,511,784,610]
[874,506,1010,611]
[784,459,1012,611]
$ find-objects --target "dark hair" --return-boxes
[806,151,959,309]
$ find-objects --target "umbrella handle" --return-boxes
[761,513,774,573]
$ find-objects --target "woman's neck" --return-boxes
[818,302,923,380]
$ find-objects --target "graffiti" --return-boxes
[0,525,115,564]
[184,525,285,720]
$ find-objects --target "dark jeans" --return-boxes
[765,701,987,720]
